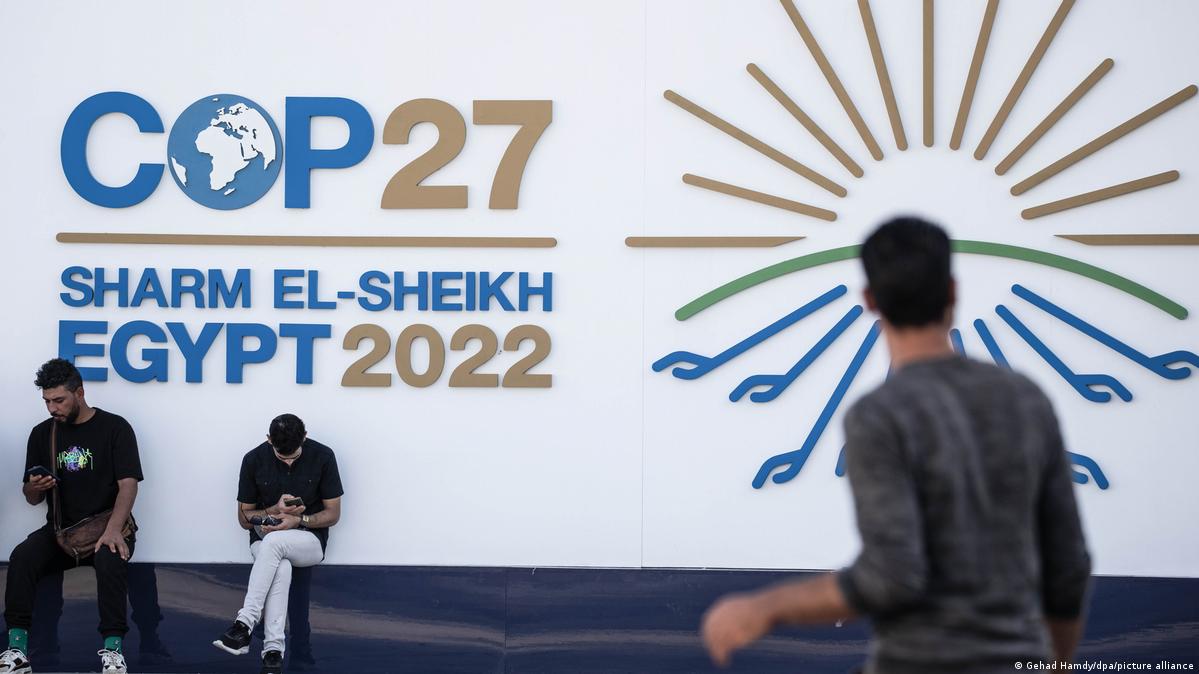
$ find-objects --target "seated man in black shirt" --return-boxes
[2,358,143,674]
[213,414,343,674]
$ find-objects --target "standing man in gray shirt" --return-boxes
[701,217,1091,673]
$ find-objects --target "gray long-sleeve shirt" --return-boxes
[837,356,1091,674]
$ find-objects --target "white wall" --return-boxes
[0,0,1195,577]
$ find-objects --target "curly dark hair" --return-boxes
[269,413,307,454]
[34,358,83,391]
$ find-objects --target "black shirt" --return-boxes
[24,409,144,527]
[237,439,343,551]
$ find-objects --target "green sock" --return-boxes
[103,636,122,653]
[7,628,28,654]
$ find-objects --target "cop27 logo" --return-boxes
[62,93,551,210]
[646,0,1198,492]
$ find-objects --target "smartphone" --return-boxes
[25,465,56,481]
[284,497,304,507]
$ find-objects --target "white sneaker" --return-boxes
[98,648,127,673]
[0,649,31,674]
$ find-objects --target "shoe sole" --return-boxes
[212,639,250,656]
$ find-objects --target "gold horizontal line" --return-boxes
[56,233,558,248]
[1056,234,1199,246]
[625,236,805,248]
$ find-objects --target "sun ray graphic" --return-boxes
[635,0,1199,491]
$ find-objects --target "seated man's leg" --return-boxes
[4,526,70,653]
[287,566,314,666]
[29,570,64,659]
[89,537,135,644]
[236,532,323,642]
[259,557,292,656]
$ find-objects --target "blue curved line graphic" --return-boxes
[1012,284,1199,380]
[753,322,881,488]
[996,305,1133,403]
[950,328,967,356]
[652,285,846,380]
[834,445,848,477]
[730,306,864,403]
[974,319,1011,369]
[1068,451,1110,490]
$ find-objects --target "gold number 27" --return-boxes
[380,99,552,210]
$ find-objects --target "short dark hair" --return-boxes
[860,216,953,327]
[35,358,84,391]
[269,414,307,454]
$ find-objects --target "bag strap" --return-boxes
[50,421,62,534]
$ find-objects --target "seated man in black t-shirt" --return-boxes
[213,414,343,674]
[2,358,143,674]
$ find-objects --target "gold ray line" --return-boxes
[625,236,805,248]
[950,0,1000,150]
[1021,171,1179,220]
[974,0,1075,160]
[1056,234,1199,246]
[779,0,884,160]
[664,90,848,197]
[923,0,934,147]
[857,0,908,151]
[682,174,838,221]
[996,59,1114,176]
[1011,85,1197,195]
[746,63,865,177]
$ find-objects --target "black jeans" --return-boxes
[4,524,135,638]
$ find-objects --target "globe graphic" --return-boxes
[166,94,282,210]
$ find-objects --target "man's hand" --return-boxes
[701,593,774,668]
[95,528,131,561]
[269,494,306,517]
[261,513,301,533]
[22,476,56,504]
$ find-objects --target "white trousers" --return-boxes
[236,530,323,655]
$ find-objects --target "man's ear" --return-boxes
[863,287,878,312]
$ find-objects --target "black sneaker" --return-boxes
[260,649,283,674]
[212,620,252,655]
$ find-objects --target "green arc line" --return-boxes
[675,240,1189,321]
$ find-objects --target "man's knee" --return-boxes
[92,546,130,574]
[9,536,52,573]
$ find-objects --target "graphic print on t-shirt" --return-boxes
[58,446,94,472]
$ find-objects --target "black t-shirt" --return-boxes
[237,439,343,551]
[24,409,144,527]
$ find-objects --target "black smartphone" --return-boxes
[24,465,55,481]
[283,497,304,507]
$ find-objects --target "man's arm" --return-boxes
[1036,400,1092,662]
[1047,617,1084,663]
[702,401,925,668]
[303,497,340,528]
[262,497,341,533]
[95,477,137,560]
[702,573,854,667]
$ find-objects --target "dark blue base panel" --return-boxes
[0,564,1195,673]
